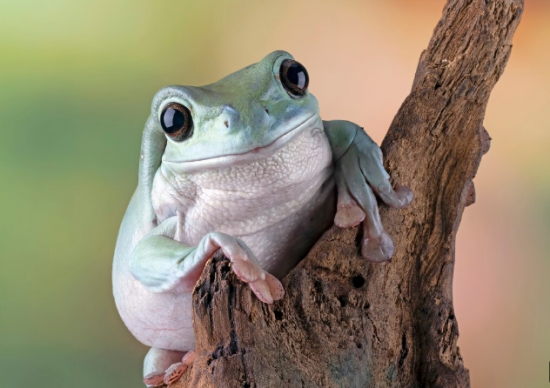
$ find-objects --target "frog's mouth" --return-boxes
[163,114,320,173]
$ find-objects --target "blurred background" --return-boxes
[0,0,548,387]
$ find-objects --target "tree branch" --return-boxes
[173,0,524,386]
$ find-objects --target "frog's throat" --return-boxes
[162,114,320,173]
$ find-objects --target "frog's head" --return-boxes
[151,50,321,173]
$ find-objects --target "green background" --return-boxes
[1,1,549,387]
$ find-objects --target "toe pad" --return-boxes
[362,233,394,263]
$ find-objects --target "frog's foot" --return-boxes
[196,233,285,304]
[143,364,186,387]
[144,350,197,386]
[162,350,197,385]
[143,348,195,387]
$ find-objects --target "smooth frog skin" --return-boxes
[112,50,412,386]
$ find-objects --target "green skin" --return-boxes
[112,50,412,387]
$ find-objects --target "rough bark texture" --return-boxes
[173,0,523,387]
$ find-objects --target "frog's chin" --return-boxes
[163,114,320,173]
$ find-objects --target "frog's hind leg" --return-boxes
[143,347,189,387]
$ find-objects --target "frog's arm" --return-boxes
[129,217,284,303]
[323,120,413,262]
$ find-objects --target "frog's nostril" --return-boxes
[224,120,229,128]
[264,107,269,115]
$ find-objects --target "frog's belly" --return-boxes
[114,182,335,351]
[114,266,196,351]
[232,178,335,278]
[114,181,335,352]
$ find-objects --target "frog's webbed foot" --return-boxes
[334,130,413,263]
[143,349,196,387]
[194,233,285,304]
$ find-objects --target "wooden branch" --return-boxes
[173,0,524,387]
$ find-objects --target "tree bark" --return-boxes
[173,0,523,387]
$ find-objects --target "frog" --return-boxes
[112,50,413,387]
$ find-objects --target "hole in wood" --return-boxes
[338,295,348,307]
[352,275,365,288]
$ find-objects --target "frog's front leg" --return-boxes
[324,120,413,262]
[130,216,285,300]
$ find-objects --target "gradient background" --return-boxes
[1,1,548,387]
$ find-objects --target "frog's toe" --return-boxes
[143,371,165,387]
[374,181,414,209]
[335,174,366,228]
[335,204,365,228]
[163,362,187,385]
[392,185,414,208]
[182,350,196,366]
[361,232,394,263]
[161,350,197,385]
[143,356,194,387]
[249,278,275,304]
[231,257,264,284]
[265,273,285,301]
[246,272,285,304]
[143,348,186,387]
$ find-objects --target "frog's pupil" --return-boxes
[287,62,307,90]
[161,108,186,133]
[281,60,309,96]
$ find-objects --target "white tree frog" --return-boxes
[112,50,412,387]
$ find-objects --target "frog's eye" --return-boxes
[160,103,193,141]
[280,59,309,97]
